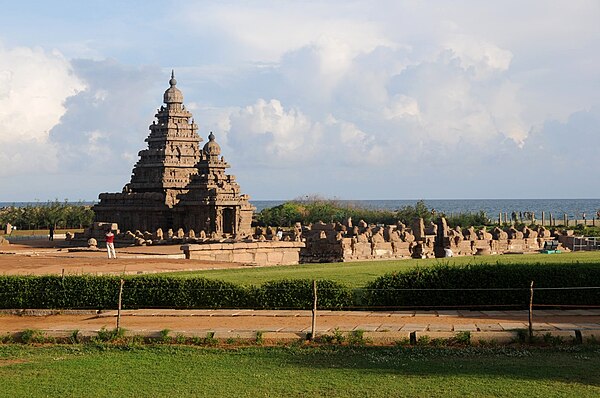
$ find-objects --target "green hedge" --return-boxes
[364,263,600,309]
[255,279,353,310]
[0,276,350,310]
[2,263,599,310]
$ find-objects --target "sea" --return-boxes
[250,199,600,220]
[1,199,599,220]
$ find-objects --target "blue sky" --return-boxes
[0,1,598,201]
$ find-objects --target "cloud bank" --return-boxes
[0,1,598,200]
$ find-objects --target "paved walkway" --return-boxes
[2,309,600,335]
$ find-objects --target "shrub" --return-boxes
[0,275,351,310]
[364,262,600,309]
[20,329,45,344]
[255,279,353,310]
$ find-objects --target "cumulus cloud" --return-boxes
[222,99,321,164]
[0,43,84,177]
[2,2,599,200]
[49,59,163,174]
[181,2,392,63]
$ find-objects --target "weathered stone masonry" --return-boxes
[92,72,254,236]
[299,217,565,263]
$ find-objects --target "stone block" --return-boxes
[363,331,410,344]
[253,252,268,265]
[580,330,600,344]
[471,331,518,345]
[281,251,300,265]
[266,251,284,264]
[414,331,456,340]
[215,252,232,262]
[533,330,577,342]
[262,332,304,342]
[232,251,255,263]
[214,331,256,340]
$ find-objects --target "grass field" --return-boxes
[0,344,599,397]
[165,251,600,287]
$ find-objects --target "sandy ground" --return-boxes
[0,239,249,275]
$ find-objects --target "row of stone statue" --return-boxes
[302,218,556,244]
[79,225,304,247]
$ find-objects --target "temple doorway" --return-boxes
[222,208,235,234]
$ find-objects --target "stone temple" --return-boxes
[93,71,254,236]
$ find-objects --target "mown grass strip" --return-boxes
[164,251,600,287]
[0,345,599,397]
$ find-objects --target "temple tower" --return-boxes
[126,70,201,204]
[93,72,254,236]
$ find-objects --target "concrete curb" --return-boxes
[3,328,597,346]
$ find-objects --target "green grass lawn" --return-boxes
[166,251,600,287]
[0,345,599,397]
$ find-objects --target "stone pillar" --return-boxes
[541,211,545,226]
[412,217,425,241]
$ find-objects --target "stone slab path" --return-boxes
[2,309,599,335]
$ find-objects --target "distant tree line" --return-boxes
[0,200,94,231]
[256,198,491,228]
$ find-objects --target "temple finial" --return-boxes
[169,69,177,86]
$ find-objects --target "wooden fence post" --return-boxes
[310,280,317,341]
[117,279,124,331]
[528,281,534,340]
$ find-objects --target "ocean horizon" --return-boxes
[1,199,599,220]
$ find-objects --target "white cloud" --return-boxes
[1,2,599,200]
[225,99,320,163]
[444,34,513,79]
[0,43,84,177]
[383,95,421,121]
[182,3,393,63]
[0,45,84,143]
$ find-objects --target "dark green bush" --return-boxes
[256,279,353,309]
[2,263,599,310]
[364,262,600,309]
[0,275,118,309]
[0,276,351,310]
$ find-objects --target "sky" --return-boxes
[0,0,598,201]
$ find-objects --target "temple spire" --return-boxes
[169,69,177,87]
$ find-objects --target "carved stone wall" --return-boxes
[299,219,563,263]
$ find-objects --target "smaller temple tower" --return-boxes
[93,71,254,236]
[175,132,254,235]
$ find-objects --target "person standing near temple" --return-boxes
[105,228,116,259]
[49,225,54,241]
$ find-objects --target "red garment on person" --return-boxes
[105,232,114,243]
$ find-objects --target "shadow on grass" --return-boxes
[276,345,600,388]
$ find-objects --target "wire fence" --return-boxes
[2,284,600,310]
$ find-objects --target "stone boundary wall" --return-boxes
[300,218,566,263]
[181,241,305,266]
